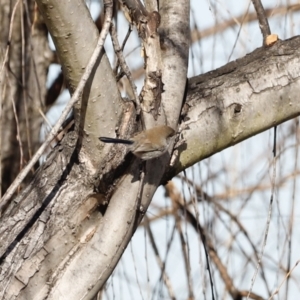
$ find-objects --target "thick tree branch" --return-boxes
[36,0,125,170]
[158,0,190,128]
[167,36,300,177]
[0,0,114,213]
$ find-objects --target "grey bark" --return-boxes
[168,36,300,176]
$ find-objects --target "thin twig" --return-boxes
[268,260,300,299]
[145,217,176,300]
[228,1,251,62]
[129,241,145,300]
[180,198,264,300]
[0,0,113,213]
[9,89,24,172]
[113,24,132,74]
[285,120,299,296]
[213,200,271,293]
[175,217,194,299]
[247,127,277,299]
[0,0,21,191]
[121,24,132,51]
[21,2,33,159]
[0,0,21,75]
[251,0,271,45]
[110,23,140,114]
[165,181,214,298]
[177,174,273,292]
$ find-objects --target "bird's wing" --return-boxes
[133,140,163,153]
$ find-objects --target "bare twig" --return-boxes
[9,89,24,172]
[183,201,264,300]
[212,200,271,293]
[0,0,21,75]
[166,181,216,300]
[110,23,140,113]
[113,24,132,74]
[175,216,194,299]
[191,4,300,43]
[251,0,271,45]
[129,242,145,300]
[0,0,21,199]
[0,0,113,213]
[228,1,251,62]
[285,120,299,296]
[145,217,176,300]
[21,2,33,159]
[176,175,274,293]
[247,127,277,299]
[269,260,300,299]
[166,181,266,300]
[121,24,133,51]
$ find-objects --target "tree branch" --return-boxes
[167,36,300,177]
[0,0,113,213]
[251,0,271,45]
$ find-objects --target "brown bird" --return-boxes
[99,125,175,160]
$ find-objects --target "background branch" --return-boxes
[251,0,271,44]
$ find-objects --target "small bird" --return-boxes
[99,125,175,160]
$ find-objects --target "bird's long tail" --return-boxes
[99,137,134,145]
